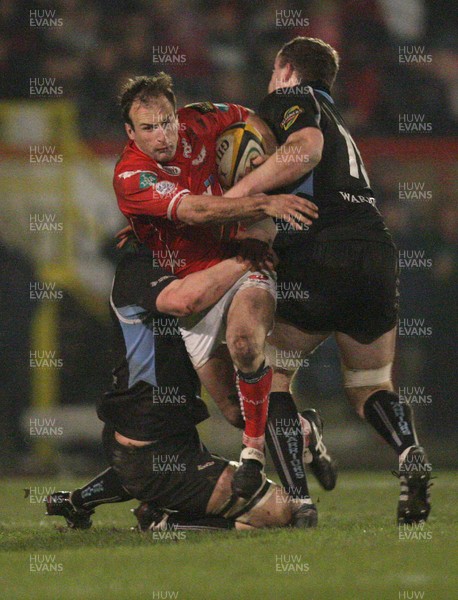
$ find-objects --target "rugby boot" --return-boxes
[397,445,432,525]
[232,447,267,499]
[133,502,171,532]
[291,498,318,528]
[45,492,93,529]
[302,409,337,491]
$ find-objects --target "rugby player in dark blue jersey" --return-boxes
[226,37,431,524]
[45,248,320,531]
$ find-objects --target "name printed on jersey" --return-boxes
[339,192,376,205]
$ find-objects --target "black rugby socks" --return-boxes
[363,390,418,456]
[71,467,132,510]
[266,392,311,499]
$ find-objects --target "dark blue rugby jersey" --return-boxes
[97,248,208,441]
[258,84,393,249]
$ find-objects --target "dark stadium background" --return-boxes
[1,0,456,476]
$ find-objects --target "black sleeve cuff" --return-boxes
[146,275,178,313]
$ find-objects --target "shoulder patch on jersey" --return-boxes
[185,102,216,114]
[280,105,305,131]
[139,172,158,188]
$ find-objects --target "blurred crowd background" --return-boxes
[0,0,456,474]
[2,0,457,136]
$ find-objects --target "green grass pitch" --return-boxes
[1,472,456,599]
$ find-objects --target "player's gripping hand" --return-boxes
[115,225,138,250]
[236,238,274,271]
[225,239,274,271]
[261,194,318,231]
[250,154,268,168]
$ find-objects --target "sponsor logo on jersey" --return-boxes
[191,145,207,166]
[182,137,192,158]
[159,165,181,176]
[186,101,215,114]
[280,105,304,131]
[139,172,158,188]
[155,181,177,196]
[248,274,269,282]
[150,275,176,288]
[197,461,215,470]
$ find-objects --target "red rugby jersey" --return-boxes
[114,102,250,276]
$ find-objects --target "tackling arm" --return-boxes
[176,193,267,225]
[176,191,317,230]
[177,107,317,227]
[156,257,249,317]
[224,127,323,197]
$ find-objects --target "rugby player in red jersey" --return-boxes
[113,73,319,500]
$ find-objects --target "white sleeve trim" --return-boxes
[167,188,191,221]
[307,87,322,126]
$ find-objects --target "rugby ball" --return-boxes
[215,122,266,190]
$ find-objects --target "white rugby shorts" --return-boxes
[179,270,276,369]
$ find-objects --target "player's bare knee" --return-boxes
[269,486,294,526]
[235,484,293,528]
[228,333,262,371]
[239,288,274,314]
[266,500,293,528]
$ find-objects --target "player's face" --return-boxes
[125,96,179,162]
[268,55,293,93]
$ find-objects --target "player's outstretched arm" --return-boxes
[224,127,323,197]
[176,192,318,230]
[155,257,250,317]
